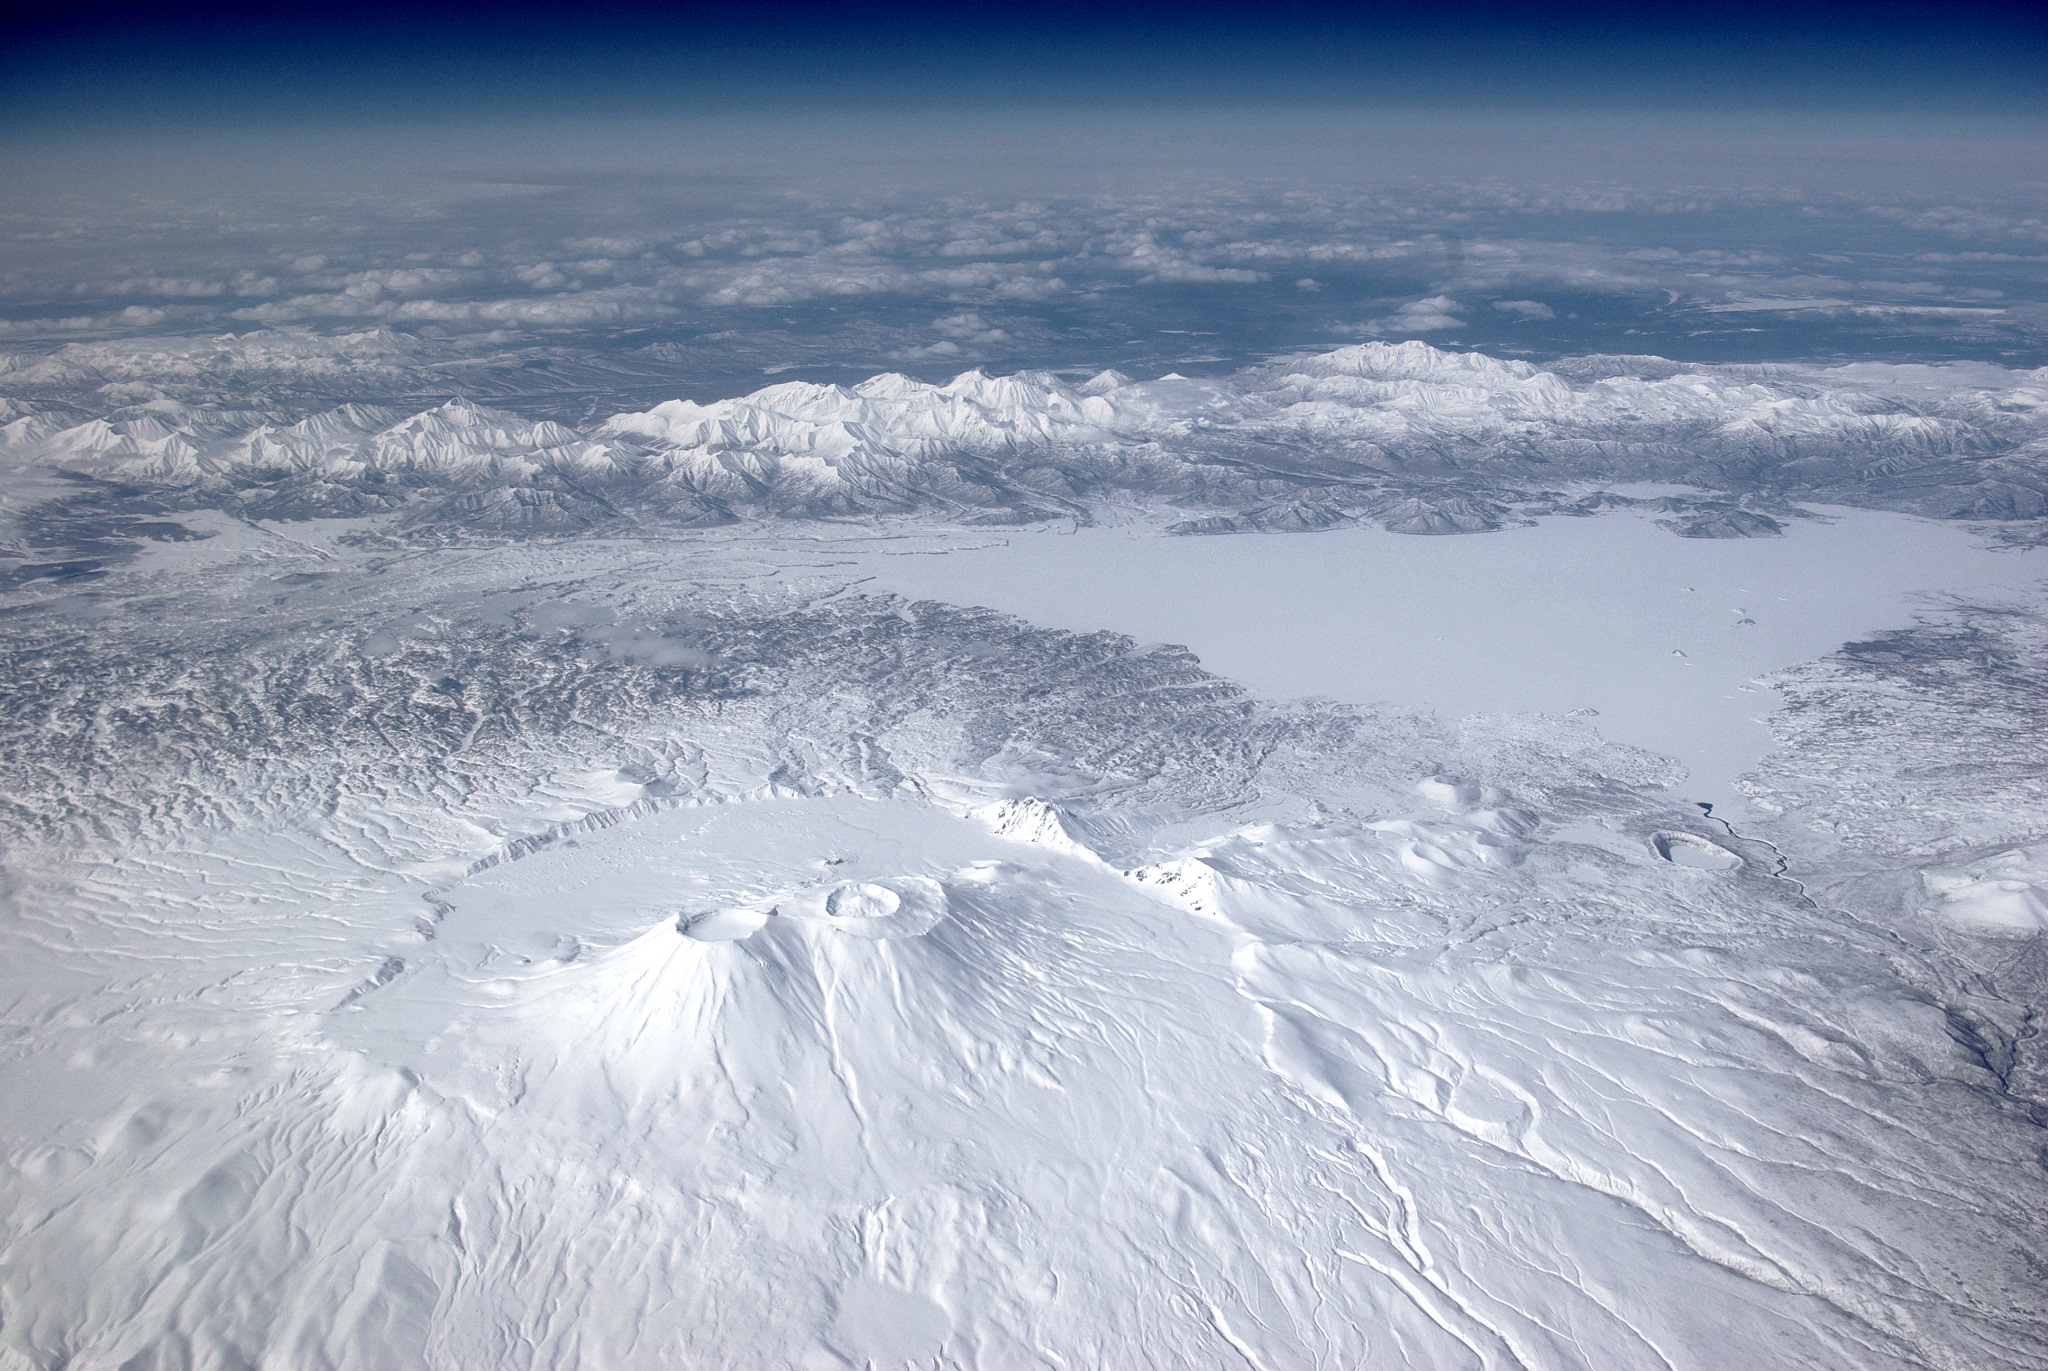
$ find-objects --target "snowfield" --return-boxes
[0,342,2044,1368]
[836,503,2044,808]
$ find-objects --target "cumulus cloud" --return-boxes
[512,263,569,290]
[101,272,279,300]
[563,236,647,256]
[0,305,170,336]
[934,312,1008,343]
[2,171,2039,369]
[1701,296,2007,319]
[232,285,675,328]
[1866,205,2048,243]
[1109,231,1268,285]
[693,258,1063,308]
[340,268,473,298]
[887,339,964,361]
[103,278,225,298]
[1354,296,1465,335]
[1143,263,1265,285]
[887,311,1013,362]
[388,291,674,327]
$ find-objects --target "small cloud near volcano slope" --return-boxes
[5,340,2045,538]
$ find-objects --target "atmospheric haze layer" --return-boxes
[3,16,2048,1367]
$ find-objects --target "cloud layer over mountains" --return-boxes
[3,152,2042,397]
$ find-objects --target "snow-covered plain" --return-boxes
[836,505,2043,807]
[1,339,2045,1369]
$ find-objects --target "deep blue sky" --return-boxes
[5,1,2044,128]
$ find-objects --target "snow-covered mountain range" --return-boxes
[5,341,2045,550]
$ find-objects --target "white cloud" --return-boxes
[887,339,964,361]
[0,305,169,336]
[1143,264,1265,285]
[4,174,2038,365]
[1700,297,2007,319]
[1108,231,1268,286]
[103,278,225,298]
[232,286,675,329]
[512,263,568,290]
[887,312,1011,363]
[933,312,1008,343]
[563,236,647,255]
[340,268,472,298]
[1354,296,1465,335]
[1866,205,2048,243]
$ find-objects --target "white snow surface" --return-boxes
[1923,846,2048,933]
[8,777,2044,1370]
[837,505,2043,808]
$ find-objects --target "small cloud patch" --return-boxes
[1354,296,1464,335]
